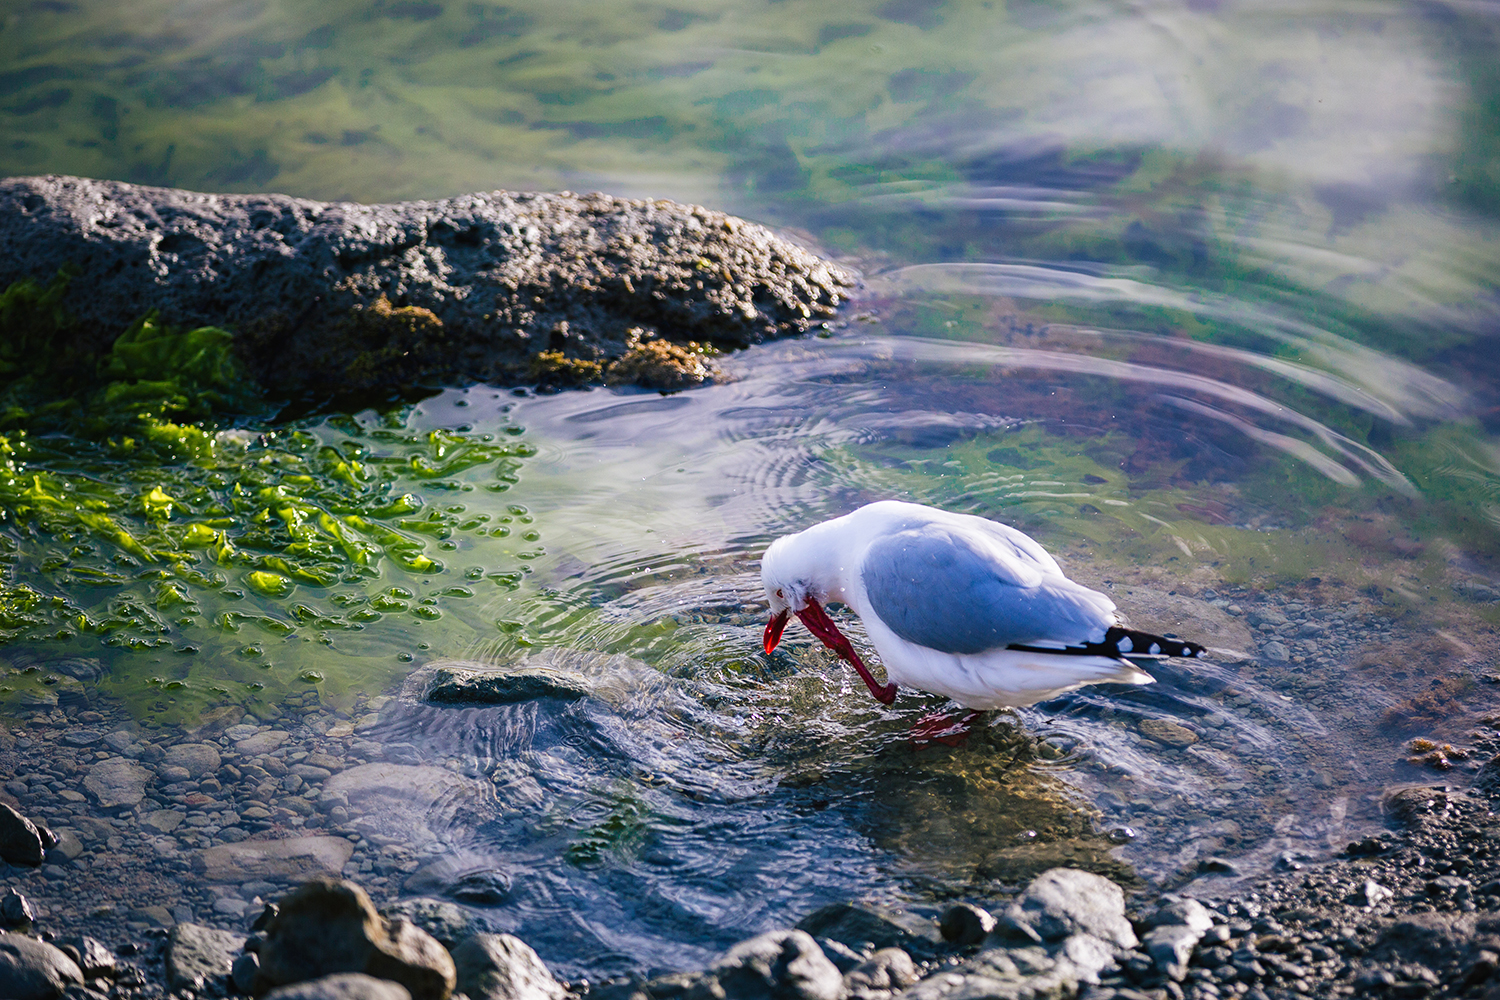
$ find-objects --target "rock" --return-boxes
[795,902,943,954]
[994,868,1138,950]
[0,932,84,1000]
[264,973,413,1000]
[198,836,355,882]
[1357,880,1394,907]
[940,903,996,945]
[253,878,456,1000]
[711,929,844,1000]
[164,743,222,778]
[899,937,1113,1000]
[380,899,488,950]
[0,803,48,866]
[449,933,567,1000]
[322,764,489,844]
[55,936,113,979]
[1138,719,1199,747]
[142,810,185,834]
[232,953,261,995]
[82,758,150,808]
[843,948,919,998]
[0,890,35,930]
[0,176,853,395]
[1262,640,1290,662]
[44,829,82,864]
[166,922,245,992]
[237,731,291,755]
[1143,924,1203,981]
[420,664,593,705]
[1144,898,1214,933]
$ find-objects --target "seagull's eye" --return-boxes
[775,588,784,599]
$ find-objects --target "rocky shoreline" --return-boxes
[0,625,1499,1000]
[3,778,1500,1000]
[0,175,856,394]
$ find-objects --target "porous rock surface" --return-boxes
[0,174,855,393]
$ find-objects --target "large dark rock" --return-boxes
[0,804,53,867]
[0,175,854,394]
[252,878,456,1000]
[0,932,84,1000]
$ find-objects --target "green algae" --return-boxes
[0,277,544,724]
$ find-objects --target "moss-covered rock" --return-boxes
[0,175,855,397]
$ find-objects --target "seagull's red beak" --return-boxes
[764,609,790,654]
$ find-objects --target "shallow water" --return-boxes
[3,0,1500,982]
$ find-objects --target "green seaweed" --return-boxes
[0,276,542,723]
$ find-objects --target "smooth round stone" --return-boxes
[164,743,222,779]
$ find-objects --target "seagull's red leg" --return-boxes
[909,709,983,749]
[795,602,898,705]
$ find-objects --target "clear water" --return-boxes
[4,0,1500,981]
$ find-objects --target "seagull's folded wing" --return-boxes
[862,527,1115,655]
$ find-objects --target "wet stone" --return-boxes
[0,803,50,867]
[1139,720,1199,748]
[711,929,844,1000]
[164,743,222,778]
[940,903,996,945]
[254,878,456,1000]
[450,933,567,1000]
[380,899,489,950]
[82,759,149,809]
[167,923,244,991]
[0,932,84,1000]
[55,935,113,979]
[0,889,36,930]
[796,902,943,955]
[198,835,355,882]
[238,731,291,755]
[264,973,413,1000]
[844,948,919,998]
[995,868,1138,949]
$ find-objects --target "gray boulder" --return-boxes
[0,932,84,1000]
[449,934,566,1000]
[166,922,246,992]
[843,948,918,998]
[0,175,854,394]
[993,868,1138,949]
[252,878,456,1000]
[711,929,845,1000]
[264,973,413,1000]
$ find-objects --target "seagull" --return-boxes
[760,500,1205,711]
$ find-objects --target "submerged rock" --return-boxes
[0,175,854,395]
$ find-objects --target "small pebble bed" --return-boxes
[0,580,1497,1000]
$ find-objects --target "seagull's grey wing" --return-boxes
[862,528,1114,655]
